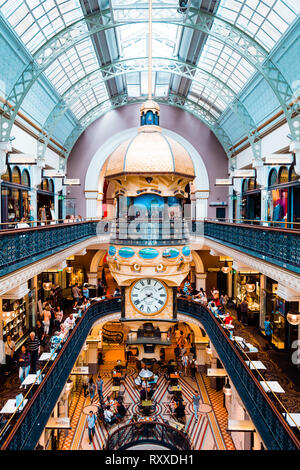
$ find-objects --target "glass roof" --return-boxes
[0,0,299,148]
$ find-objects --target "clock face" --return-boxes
[130,279,167,315]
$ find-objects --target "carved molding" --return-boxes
[0,237,100,297]
[199,238,300,292]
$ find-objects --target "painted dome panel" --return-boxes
[182,246,191,256]
[108,246,117,256]
[138,248,159,259]
[118,247,135,258]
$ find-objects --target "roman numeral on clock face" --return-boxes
[131,279,167,314]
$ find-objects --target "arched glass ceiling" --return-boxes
[0,0,299,150]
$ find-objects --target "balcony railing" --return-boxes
[201,220,300,274]
[0,217,299,277]
[109,218,190,246]
[1,298,299,450]
[105,421,191,450]
[0,220,100,277]
[177,298,300,451]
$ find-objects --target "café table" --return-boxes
[282,413,300,428]
[260,381,285,393]
[170,373,179,379]
[245,361,266,370]
[111,386,120,398]
[0,398,28,414]
[171,385,182,392]
[169,419,185,431]
[39,352,57,362]
[21,374,38,388]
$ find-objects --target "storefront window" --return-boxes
[268,188,288,223]
[278,166,289,184]
[2,296,29,345]
[236,273,260,325]
[11,166,21,185]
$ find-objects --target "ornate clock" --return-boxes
[130,278,168,315]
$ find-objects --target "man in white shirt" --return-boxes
[64,314,75,330]
[104,406,117,424]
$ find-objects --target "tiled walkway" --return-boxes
[58,365,235,451]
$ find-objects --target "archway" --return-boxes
[84,127,210,218]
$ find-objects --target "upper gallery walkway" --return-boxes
[0,298,299,451]
[0,217,298,282]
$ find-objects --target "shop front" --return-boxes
[1,279,36,354]
[263,277,299,351]
[235,272,260,325]
[1,166,32,227]
[267,165,300,227]
[37,178,55,223]
[241,178,261,222]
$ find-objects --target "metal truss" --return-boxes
[61,93,235,164]
[38,56,259,163]
[1,8,298,154]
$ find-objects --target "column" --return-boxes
[31,165,42,224]
[195,191,209,220]
[195,273,207,291]
[87,272,98,288]
[195,343,207,372]
[259,274,266,330]
[85,190,98,219]
[97,192,104,219]
[0,298,3,365]
[227,263,233,298]
[87,341,98,374]
[290,141,300,176]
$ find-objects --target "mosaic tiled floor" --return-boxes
[58,366,235,451]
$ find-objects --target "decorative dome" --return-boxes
[105,123,195,179]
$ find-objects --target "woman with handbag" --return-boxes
[4,335,15,375]
[18,345,31,386]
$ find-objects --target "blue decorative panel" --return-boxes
[138,248,159,259]
[162,248,179,258]
[118,247,135,258]
[182,246,191,256]
[108,246,116,256]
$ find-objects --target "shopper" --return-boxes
[104,406,117,425]
[240,299,249,325]
[35,320,46,348]
[190,358,197,380]
[4,335,15,375]
[192,390,201,422]
[96,376,104,402]
[26,331,40,374]
[72,283,81,304]
[18,345,31,386]
[41,305,52,335]
[82,375,89,397]
[264,317,273,350]
[86,410,97,445]
[88,377,96,403]
[82,283,89,299]
[181,353,189,376]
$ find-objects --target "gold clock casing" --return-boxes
[126,279,173,320]
[129,278,169,316]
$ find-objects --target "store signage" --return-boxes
[42,169,65,178]
[63,178,81,186]
[263,154,293,165]
[209,202,227,206]
[215,179,232,186]
[233,169,256,178]
[7,153,37,165]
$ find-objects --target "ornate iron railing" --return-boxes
[177,298,300,451]
[109,218,190,246]
[0,298,121,450]
[105,421,191,450]
[102,325,124,343]
[0,221,99,277]
[202,220,300,274]
[1,299,299,451]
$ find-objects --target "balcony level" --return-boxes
[0,299,299,451]
[0,219,298,281]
